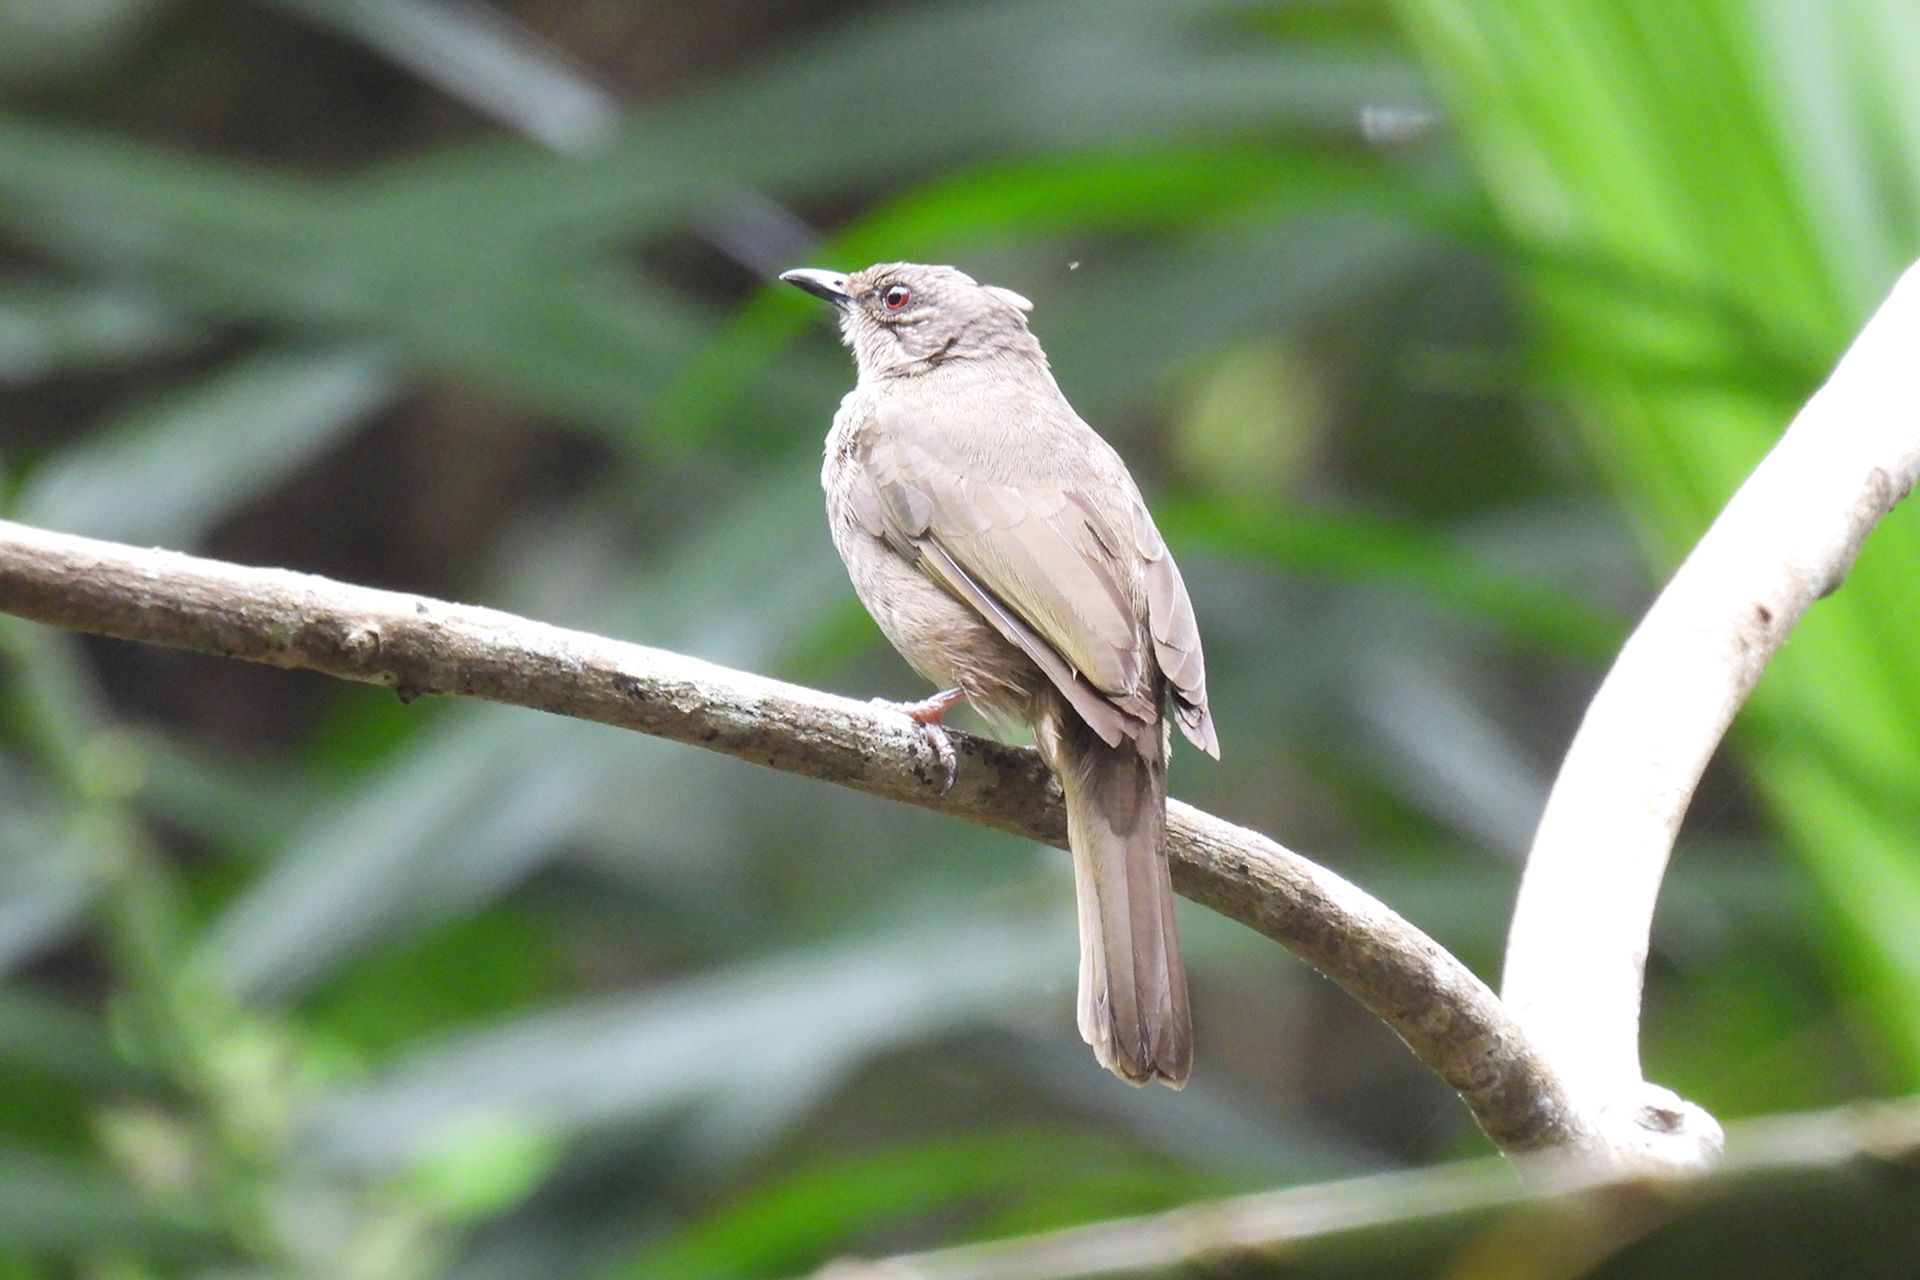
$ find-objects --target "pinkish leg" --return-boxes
[899,687,966,725]
[871,688,965,793]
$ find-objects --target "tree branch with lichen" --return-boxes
[0,516,1581,1155]
[4,260,1918,1174]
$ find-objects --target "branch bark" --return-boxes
[1501,261,1920,1167]
[0,518,1586,1155]
[4,259,1914,1171]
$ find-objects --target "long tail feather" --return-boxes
[1039,705,1191,1087]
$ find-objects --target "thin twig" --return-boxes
[0,517,1584,1155]
[1503,261,1920,1165]
[809,1095,1920,1280]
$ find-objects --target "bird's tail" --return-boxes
[1038,704,1191,1088]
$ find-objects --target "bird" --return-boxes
[781,261,1219,1088]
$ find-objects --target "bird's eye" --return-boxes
[882,284,911,311]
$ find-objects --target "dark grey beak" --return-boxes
[780,267,853,307]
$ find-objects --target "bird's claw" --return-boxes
[871,689,964,794]
[919,720,959,795]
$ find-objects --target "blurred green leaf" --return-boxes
[0,0,160,86]
[0,284,202,382]
[1396,0,1920,1078]
[304,915,1070,1173]
[657,148,1465,440]
[1162,498,1626,660]
[399,1108,561,1222]
[0,114,705,433]
[0,1,1432,446]
[348,0,1426,244]
[614,1129,1215,1280]
[0,988,143,1090]
[0,813,97,976]
[264,0,618,150]
[197,703,597,1002]
[0,1144,202,1254]
[17,346,398,546]
[131,733,320,857]
[305,905,561,1059]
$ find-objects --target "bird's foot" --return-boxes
[896,687,967,725]
[871,688,965,794]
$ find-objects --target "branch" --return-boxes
[0,518,1586,1155]
[812,1095,1920,1280]
[11,232,1910,1171]
[1502,262,1920,1165]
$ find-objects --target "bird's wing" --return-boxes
[848,400,1162,749]
[1132,501,1218,758]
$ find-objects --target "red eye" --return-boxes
[883,284,911,310]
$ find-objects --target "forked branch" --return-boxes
[1502,260,1920,1167]
[0,517,1580,1152]
[3,264,1916,1172]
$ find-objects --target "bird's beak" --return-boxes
[779,267,854,307]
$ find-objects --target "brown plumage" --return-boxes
[782,262,1218,1087]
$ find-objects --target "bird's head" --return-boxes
[780,261,1043,381]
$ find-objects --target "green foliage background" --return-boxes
[0,0,1915,1275]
